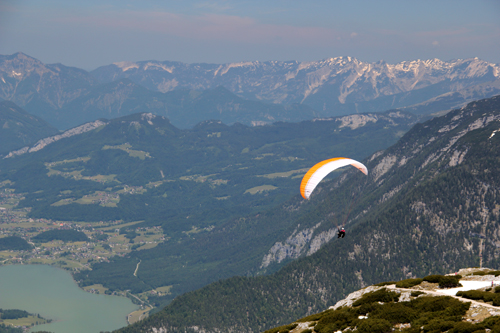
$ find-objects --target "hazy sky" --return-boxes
[1,0,499,70]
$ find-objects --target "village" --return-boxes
[0,185,168,315]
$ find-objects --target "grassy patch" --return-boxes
[258,168,308,179]
[1,315,49,327]
[102,143,151,160]
[244,185,277,194]
[83,284,108,294]
[96,221,144,231]
[155,286,173,294]
[128,306,152,325]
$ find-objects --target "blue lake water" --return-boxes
[0,264,137,333]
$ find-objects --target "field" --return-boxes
[245,185,277,194]
[127,306,153,324]
[0,315,49,328]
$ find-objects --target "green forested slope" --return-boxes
[0,236,33,251]
[115,96,500,333]
[0,110,416,303]
[0,101,59,155]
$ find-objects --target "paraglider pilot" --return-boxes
[338,227,345,238]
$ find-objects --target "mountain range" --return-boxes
[1,53,499,130]
[114,95,500,333]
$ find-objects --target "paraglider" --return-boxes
[300,157,368,239]
[300,157,368,200]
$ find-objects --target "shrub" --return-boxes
[495,286,500,293]
[297,310,332,322]
[422,274,462,288]
[302,330,313,333]
[456,290,500,304]
[262,323,298,333]
[313,308,358,333]
[373,281,396,286]
[423,274,444,283]
[473,270,500,276]
[352,289,400,307]
[357,319,392,333]
[449,321,484,333]
[370,302,417,324]
[395,278,423,288]
[357,302,381,315]
[438,276,461,288]
[411,296,469,314]
[423,319,456,332]
[457,290,484,300]
[411,291,424,297]
[482,315,500,329]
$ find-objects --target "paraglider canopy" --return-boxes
[300,157,368,200]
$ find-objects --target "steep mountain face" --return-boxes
[117,96,500,333]
[0,101,59,154]
[92,57,500,116]
[0,53,97,119]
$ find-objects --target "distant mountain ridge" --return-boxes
[91,56,500,115]
[1,53,499,129]
[52,80,320,129]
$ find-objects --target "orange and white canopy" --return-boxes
[300,157,368,199]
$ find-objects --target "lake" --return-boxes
[0,264,138,333]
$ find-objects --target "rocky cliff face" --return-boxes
[283,96,500,269]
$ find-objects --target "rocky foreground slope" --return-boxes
[265,268,500,333]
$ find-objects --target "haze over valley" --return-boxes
[1,1,500,332]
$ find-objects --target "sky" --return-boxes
[0,0,499,70]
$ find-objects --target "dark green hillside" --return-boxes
[0,236,32,251]
[115,96,500,333]
[0,101,59,155]
[32,229,89,243]
[0,110,416,303]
